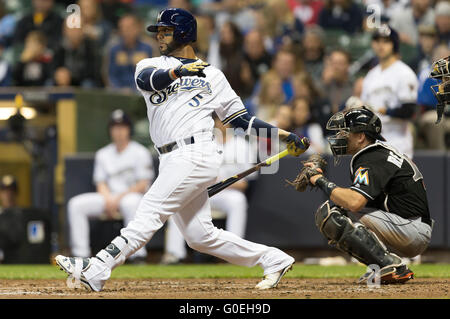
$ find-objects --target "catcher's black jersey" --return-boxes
[349,142,430,220]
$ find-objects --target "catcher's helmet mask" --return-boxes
[326,106,385,162]
[430,79,450,124]
[429,56,450,80]
[147,8,197,45]
[429,56,450,124]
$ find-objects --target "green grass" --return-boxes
[0,263,448,280]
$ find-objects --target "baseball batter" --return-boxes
[163,116,258,263]
[67,109,154,261]
[55,8,308,292]
[360,25,418,158]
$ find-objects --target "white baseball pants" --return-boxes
[165,188,248,260]
[93,137,294,276]
[67,192,147,259]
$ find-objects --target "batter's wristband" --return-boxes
[170,68,179,80]
[316,176,337,197]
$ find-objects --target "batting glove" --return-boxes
[284,133,310,156]
[173,61,210,78]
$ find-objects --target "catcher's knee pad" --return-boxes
[314,200,351,243]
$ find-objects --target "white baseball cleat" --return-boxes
[55,255,106,292]
[255,263,293,290]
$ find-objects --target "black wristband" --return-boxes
[173,65,182,78]
[316,176,337,198]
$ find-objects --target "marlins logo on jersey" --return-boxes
[353,167,369,186]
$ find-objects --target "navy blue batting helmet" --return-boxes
[147,8,197,44]
[372,24,399,53]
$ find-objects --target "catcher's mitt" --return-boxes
[286,154,327,192]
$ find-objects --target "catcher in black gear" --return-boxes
[288,106,433,285]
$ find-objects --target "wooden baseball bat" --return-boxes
[207,148,292,197]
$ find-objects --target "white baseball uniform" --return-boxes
[361,60,418,158]
[82,56,294,281]
[67,141,154,259]
[165,134,258,260]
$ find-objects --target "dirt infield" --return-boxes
[0,278,448,299]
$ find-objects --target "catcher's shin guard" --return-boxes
[314,201,399,268]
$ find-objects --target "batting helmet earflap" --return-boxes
[147,8,197,44]
[372,24,399,53]
[108,109,133,135]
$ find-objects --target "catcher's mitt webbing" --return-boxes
[286,154,327,192]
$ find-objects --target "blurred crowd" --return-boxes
[0,0,449,151]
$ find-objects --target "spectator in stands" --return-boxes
[260,0,303,53]
[0,39,11,86]
[288,0,325,26]
[218,21,253,99]
[52,18,103,88]
[389,0,435,45]
[292,71,332,132]
[321,49,354,113]
[318,0,364,34]
[0,1,17,48]
[13,0,63,51]
[301,25,326,82]
[106,14,153,91]
[250,70,286,121]
[270,104,294,132]
[213,0,261,36]
[243,29,273,85]
[169,0,193,12]
[197,14,221,67]
[13,31,53,86]
[414,24,439,77]
[100,0,132,29]
[194,14,216,61]
[270,48,299,103]
[66,109,154,262]
[435,1,450,47]
[78,0,113,48]
[292,97,326,154]
[363,0,404,23]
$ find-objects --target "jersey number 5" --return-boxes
[188,93,203,107]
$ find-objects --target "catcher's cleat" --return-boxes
[55,255,106,292]
[255,262,293,290]
[380,265,414,284]
[358,264,414,285]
